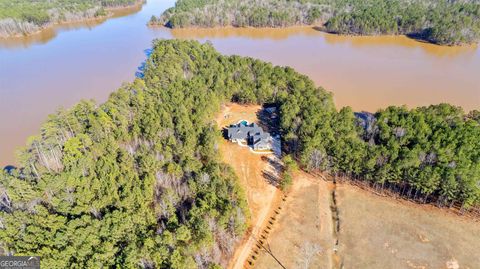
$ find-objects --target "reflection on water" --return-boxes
[0,3,143,49]
[0,0,479,166]
[170,26,320,40]
[321,32,479,58]
[171,25,479,112]
[171,26,479,58]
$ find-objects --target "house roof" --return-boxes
[254,138,271,146]
[227,122,269,141]
[252,132,271,144]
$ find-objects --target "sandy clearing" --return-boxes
[216,102,480,269]
[215,103,283,269]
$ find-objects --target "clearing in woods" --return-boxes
[216,104,480,269]
[253,171,335,269]
[336,183,480,269]
[215,103,283,269]
[254,177,480,269]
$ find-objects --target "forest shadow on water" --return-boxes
[311,26,479,58]
[170,25,322,40]
[135,48,153,78]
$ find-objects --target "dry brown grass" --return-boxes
[215,103,262,127]
[254,172,335,269]
[252,174,480,269]
[217,103,480,269]
[336,184,480,269]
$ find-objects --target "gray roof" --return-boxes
[227,122,272,149]
[228,122,263,140]
[252,132,271,145]
[254,138,271,147]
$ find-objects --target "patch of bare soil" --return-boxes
[217,103,480,269]
[336,183,480,269]
[253,172,334,269]
[215,103,283,269]
[216,103,262,128]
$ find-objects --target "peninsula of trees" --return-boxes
[1,40,479,268]
[0,0,142,38]
[151,0,480,46]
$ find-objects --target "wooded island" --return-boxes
[1,40,479,268]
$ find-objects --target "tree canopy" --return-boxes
[1,39,479,268]
[152,0,480,45]
[0,0,140,37]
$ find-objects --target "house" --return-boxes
[227,121,273,150]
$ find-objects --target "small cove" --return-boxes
[1,0,479,166]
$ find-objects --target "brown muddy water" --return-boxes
[1,0,479,166]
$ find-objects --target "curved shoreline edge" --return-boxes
[151,22,479,47]
[152,0,480,47]
[0,0,145,39]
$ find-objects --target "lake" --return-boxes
[1,0,479,166]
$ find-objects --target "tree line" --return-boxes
[0,0,140,37]
[0,39,479,267]
[151,0,480,45]
[0,40,250,268]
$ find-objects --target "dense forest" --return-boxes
[152,0,480,45]
[0,0,141,37]
[0,40,250,268]
[1,39,479,267]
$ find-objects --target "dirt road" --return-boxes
[215,103,283,269]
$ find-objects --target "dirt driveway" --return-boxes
[215,103,283,269]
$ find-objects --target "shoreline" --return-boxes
[152,23,479,47]
[0,0,145,40]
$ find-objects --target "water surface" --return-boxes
[1,0,479,166]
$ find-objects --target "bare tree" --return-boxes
[297,241,322,269]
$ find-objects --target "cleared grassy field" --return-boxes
[215,103,480,269]
[253,176,480,269]
[254,172,335,269]
[336,184,480,269]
